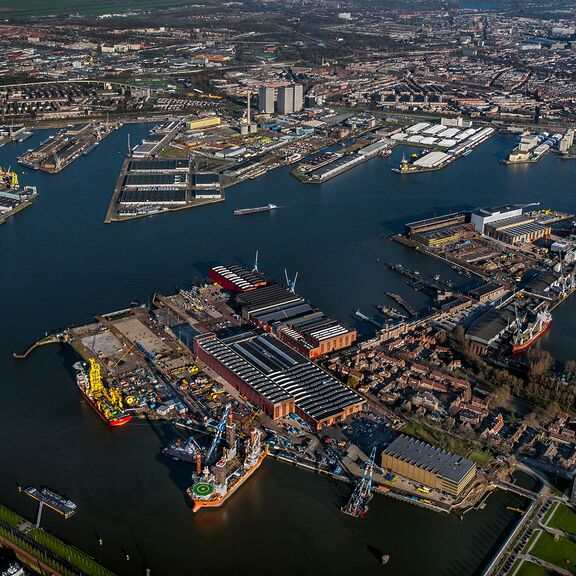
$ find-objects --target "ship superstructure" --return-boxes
[511,307,552,353]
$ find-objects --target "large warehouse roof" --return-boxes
[382,435,475,484]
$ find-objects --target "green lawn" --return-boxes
[515,561,552,576]
[467,449,492,466]
[523,530,542,554]
[530,530,576,571]
[548,504,576,535]
[29,529,116,576]
[541,503,559,527]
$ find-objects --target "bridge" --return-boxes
[496,479,540,500]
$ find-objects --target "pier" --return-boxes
[12,334,66,359]
[386,292,418,317]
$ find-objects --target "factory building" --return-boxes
[195,332,365,428]
[465,308,516,354]
[191,172,222,200]
[484,215,550,245]
[381,435,477,496]
[405,213,468,236]
[277,318,356,358]
[208,265,267,293]
[471,205,524,234]
[186,117,221,130]
[195,334,295,419]
[258,87,275,114]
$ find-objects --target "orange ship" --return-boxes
[511,308,552,353]
[187,429,267,512]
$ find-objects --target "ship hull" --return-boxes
[189,450,267,512]
[512,320,551,353]
[78,385,132,427]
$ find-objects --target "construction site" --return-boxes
[18,121,120,173]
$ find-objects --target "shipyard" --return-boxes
[0,167,37,225]
[14,232,576,532]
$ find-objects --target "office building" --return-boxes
[258,87,274,114]
[277,86,294,114]
[293,84,304,112]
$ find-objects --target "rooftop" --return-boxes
[382,434,475,484]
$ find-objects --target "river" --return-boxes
[0,126,573,575]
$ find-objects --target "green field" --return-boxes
[541,503,559,527]
[548,504,576,535]
[0,0,198,18]
[0,504,25,528]
[530,530,576,571]
[515,561,552,576]
[467,449,492,466]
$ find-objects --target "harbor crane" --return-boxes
[253,250,259,273]
[341,447,377,518]
[285,269,299,293]
[205,404,231,463]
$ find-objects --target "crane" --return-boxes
[284,269,299,293]
[113,342,136,368]
[205,404,231,463]
[341,447,377,518]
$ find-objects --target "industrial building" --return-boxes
[465,308,515,354]
[471,205,523,234]
[208,265,267,293]
[186,116,221,130]
[191,172,222,200]
[195,332,365,428]
[208,264,357,358]
[380,435,477,496]
[195,333,295,419]
[118,158,191,208]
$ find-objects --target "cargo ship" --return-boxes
[512,308,552,353]
[24,486,77,518]
[187,429,267,512]
[74,360,132,427]
[233,204,277,216]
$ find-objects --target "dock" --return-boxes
[18,122,119,173]
[386,292,417,317]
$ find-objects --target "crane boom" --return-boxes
[205,404,230,462]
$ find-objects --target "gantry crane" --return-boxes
[341,447,377,518]
[205,404,231,463]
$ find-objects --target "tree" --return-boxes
[527,348,555,381]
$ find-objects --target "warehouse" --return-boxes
[381,435,477,496]
[484,215,550,245]
[465,308,515,354]
[118,189,186,206]
[127,159,189,173]
[470,205,523,234]
[208,265,267,293]
[236,284,302,319]
[413,151,451,168]
[124,173,188,190]
[194,334,295,419]
[202,332,365,428]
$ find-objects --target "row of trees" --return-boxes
[452,327,575,412]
